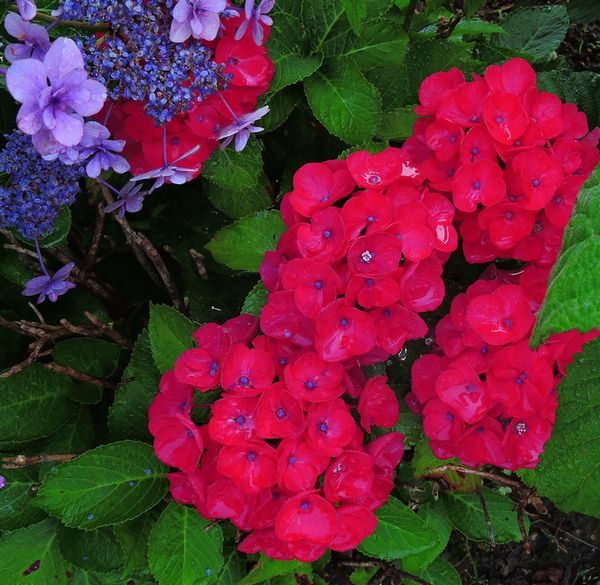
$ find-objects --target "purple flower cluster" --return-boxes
[61,0,224,124]
[0,131,84,241]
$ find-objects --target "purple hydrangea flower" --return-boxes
[170,0,227,43]
[6,37,107,150]
[17,0,37,21]
[4,13,50,63]
[219,105,269,152]
[0,476,5,489]
[234,0,274,46]
[131,145,201,192]
[77,121,130,178]
[104,182,148,217]
[23,242,76,303]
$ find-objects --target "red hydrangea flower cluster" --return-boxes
[404,58,599,267]
[407,58,599,470]
[148,147,460,561]
[409,265,598,470]
[103,10,273,180]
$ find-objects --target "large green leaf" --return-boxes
[358,496,439,561]
[531,167,600,345]
[0,468,46,529]
[206,210,286,272]
[0,518,67,584]
[58,526,124,573]
[342,0,366,34]
[203,140,264,193]
[215,548,246,585]
[442,488,528,543]
[402,501,452,572]
[304,61,382,144]
[53,338,121,405]
[114,510,159,575]
[302,0,346,53]
[36,441,168,529]
[109,329,160,442]
[148,304,196,373]
[204,180,271,220]
[340,19,409,70]
[260,87,302,133]
[405,557,462,585]
[267,11,323,93]
[520,337,600,518]
[148,502,224,585]
[0,364,75,445]
[491,5,570,61]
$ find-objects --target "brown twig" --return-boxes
[43,363,116,388]
[189,249,208,279]
[98,184,187,314]
[84,204,105,274]
[428,464,522,488]
[437,14,462,39]
[2,453,77,469]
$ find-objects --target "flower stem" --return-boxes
[34,239,49,277]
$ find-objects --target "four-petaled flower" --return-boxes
[170,0,227,42]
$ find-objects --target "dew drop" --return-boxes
[144,469,152,475]
[129,481,136,487]
[86,513,94,520]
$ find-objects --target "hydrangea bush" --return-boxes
[0,0,599,583]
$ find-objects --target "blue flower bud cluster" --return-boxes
[0,132,84,241]
[60,0,223,124]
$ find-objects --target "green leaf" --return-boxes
[341,19,409,70]
[0,248,33,286]
[53,338,121,379]
[376,105,417,141]
[568,0,600,24]
[491,6,570,61]
[302,0,346,53]
[148,304,196,373]
[114,510,159,575]
[237,556,310,585]
[148,502,224,585]
[442,488,528,543]
[342,0,366,34]
[350,567,379,585]
[452,19,504,37]
[203,141,264,193]
[35,406,95,478]
[0,518,67,584]
[38,207,71,248]
[304,61,382,144]
[520,337,600,518]
[0,364,75,445]
[53,338,122,405]
[402,502,452,571]
[109,330,169,441]
[215,548,246,585]
[206,210,286,272]
[0,468,46,529]
[366,40,480,111]
[58,526,124,573]
[204,181,271,220]
[531,167,600,345]
[261,88,302,133]
[241,281,268,317]
[359,496,439,561]
[405,557,462,585]
[36,440,168,529]
[267,11,323,93]
[537,67,600,128]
